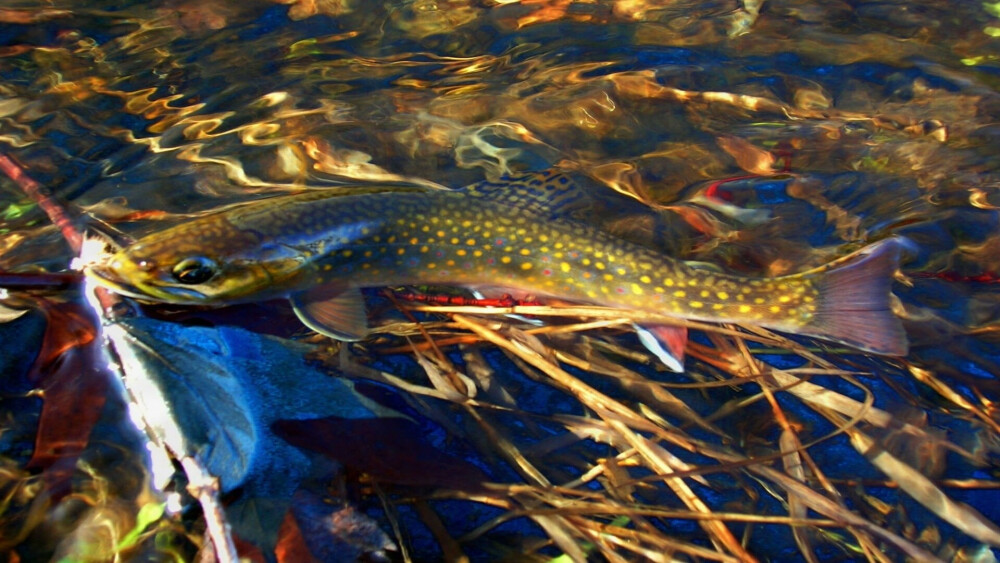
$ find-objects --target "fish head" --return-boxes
[85,217,308,304]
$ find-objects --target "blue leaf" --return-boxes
[105,316,401,551]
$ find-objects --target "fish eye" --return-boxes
[171,256,218,284]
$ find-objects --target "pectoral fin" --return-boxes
[634,323,688,373]
[291,287,369,341]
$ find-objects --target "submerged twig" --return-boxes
[0,153,240,562]
[0,153,82,253]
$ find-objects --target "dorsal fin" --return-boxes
[464,171,591,218]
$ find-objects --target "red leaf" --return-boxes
[25,301,108,499]
[275,509,319,563]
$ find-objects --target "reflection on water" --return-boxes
[2,0,1000,560]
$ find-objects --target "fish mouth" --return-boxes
[84,264,208,303]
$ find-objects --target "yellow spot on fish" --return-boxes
[457,249,467,256]
[397,248,405,255]
[739,305,751,313]
[663,279,674,287]
[778,295,791,303]
[342,250,353,258]
[754,297,765,304]
[712,304,724,310]
[363,250,372,258]
[409,237,419,245]
[603,274,614,281]
[462,220,472,228]
[673,290,686,298]
[521,262,532,270]
[803,295,814,303]
[520,248,531,255]
[639,275,651,284]
[539,234,549,242]
[700,290,710,298]
[631,284,643,295]
[690,301,704,308]
[717,291,729,300]
[387,236,396,243]
[420,246,429,253]
[687,279,698,287]
[466,238,476,246]
[595,262,605,270]
[450,237,459,244]
[446,260,455,267]
[437,230,446,238]
[560,262,571,273]
[473,250,482,257]
[427,263,436,269]
[769,305,781,313]
[582,258,591,266]
[323,264,332,271]
[501,256,512,264]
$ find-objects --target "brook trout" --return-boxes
[86,172,908,366]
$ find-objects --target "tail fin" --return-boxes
[799,239,909,356]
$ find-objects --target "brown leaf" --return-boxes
[717,135,777,175]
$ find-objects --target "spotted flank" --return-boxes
[85,171,909,365]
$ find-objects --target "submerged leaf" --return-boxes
[272,416,488,490]
[26,301,107,499]
[277,488,395,562]
[103,316,403,551]
[0,302,27,322]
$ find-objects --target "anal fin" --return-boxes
[635,323,688,373]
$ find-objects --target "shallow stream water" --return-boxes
[2,1,1000,560]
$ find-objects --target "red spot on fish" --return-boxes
[435,250,444,258]
[487,257,495,265]
[495,238,505,246]
[616,287,626,294]
[569,251,580,259]
[542,268,552,276]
